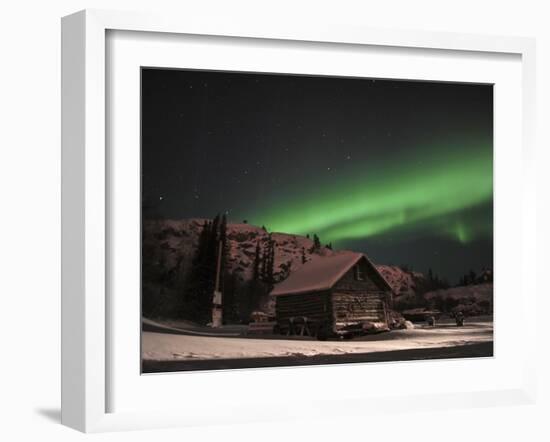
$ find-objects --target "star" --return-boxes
[159,196,164,201]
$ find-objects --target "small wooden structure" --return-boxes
[246,311,277,335]
[246,321,278,335]
[401,308,441,323]
[271,252,393,338]
[250,311,270,323]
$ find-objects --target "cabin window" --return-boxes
[354,265,365,281]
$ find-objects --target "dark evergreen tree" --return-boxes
[183,220,212,320]
[301,247,307,264]
[468,269,477,285]
[222,271,238,323]
[219,213,227,242]
[203,214,221,313]
[180,214,228,323]
[218,214,229,282]
[267,238,275,285]
[253,241,261,281]
[260,235,275,285]
[312,234,321,251]
[218,213,236,318]
[260,240,269,282]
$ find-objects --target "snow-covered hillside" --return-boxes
[377,265,425,297]
[424,283,493,302]
[143,219,333,285]
[143,219,422,288]
[423,283,493,315]
[142,218,429,320]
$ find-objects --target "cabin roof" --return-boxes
[270,251,392,296]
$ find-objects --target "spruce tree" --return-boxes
[184,220,211,320]
[313,234,321,251]
[469,269,477,285]
[219,213,235,320]
[199,215,219,316]
[246,241,265,323]
[253,241,261,281]
[260,240,269,282]
[259,235,275,285]
[267,238,275,285]
[218,214,229,283]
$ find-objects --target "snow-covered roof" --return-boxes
[271,251,392,296]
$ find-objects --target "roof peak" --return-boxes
[271,251,391,296]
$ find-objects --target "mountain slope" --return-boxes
[143,219,423,288]
[142,219,427,319]
[143,218,332,284]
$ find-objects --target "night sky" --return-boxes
[141,68,493,284]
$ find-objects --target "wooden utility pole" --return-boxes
[211,240,223,328]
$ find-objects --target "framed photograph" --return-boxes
[62,9,537,432]
[140,67,495,374]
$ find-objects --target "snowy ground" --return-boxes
[142,318,493,362]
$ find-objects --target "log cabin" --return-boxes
[271,252,393,338]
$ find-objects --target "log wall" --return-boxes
[331,291,387,328]
[275,291,331,332]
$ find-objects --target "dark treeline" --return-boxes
[457,267,493,286]
[392,265,493,315]
[398,264,493,290]
[142,215,278,324]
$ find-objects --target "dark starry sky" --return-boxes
[141,68,493,283]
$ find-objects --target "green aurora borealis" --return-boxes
[142,68,493,281]
[246,140,493,246]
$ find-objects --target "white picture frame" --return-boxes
[61,9,537,433]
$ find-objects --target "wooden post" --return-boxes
[211,240,223,328]
[214,240,223,293]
